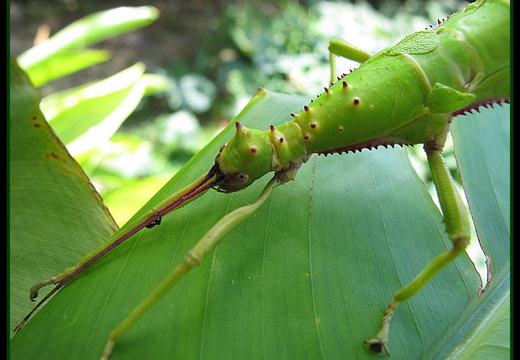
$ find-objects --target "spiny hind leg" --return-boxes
[365,135,471,355]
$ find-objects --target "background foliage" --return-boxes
[10,0,508,359]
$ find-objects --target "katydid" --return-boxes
[14,0,510,358]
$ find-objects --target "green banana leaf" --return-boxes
[10,57,509,360]
[17,6,159,87]
[40,63,162,155]
[9,58,119,336]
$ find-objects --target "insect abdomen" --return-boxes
[292,54,438,155]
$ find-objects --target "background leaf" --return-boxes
[17,6,159,87]
[436,104,511,359]
[11,85,508,359]
[40,63,152,155]
[20,49,111,88]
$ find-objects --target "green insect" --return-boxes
[14,0,509,358]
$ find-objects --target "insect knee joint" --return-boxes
[184,250,203,267]
[451,232,470,251]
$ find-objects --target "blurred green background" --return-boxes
[10,0,467,225]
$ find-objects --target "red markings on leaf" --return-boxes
[59,167,74,174]
[44,152,61,160]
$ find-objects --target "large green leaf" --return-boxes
[9,58,119,334]
[10,81,508,359]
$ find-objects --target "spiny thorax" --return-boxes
[266,122,307,171]
[216,121,308,192]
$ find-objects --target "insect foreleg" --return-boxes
[365,135,471,355]
[100,173,290,360]
[26,172,215,301]
[327,39,371,83]
[14,171,218,333]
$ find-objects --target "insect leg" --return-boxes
[14,171,218,333]
[365,135,471,355]
[25,172,215,302]
[100,175,284,360]
[327,39,371,83]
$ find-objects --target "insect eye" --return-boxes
[235,172,249,184]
